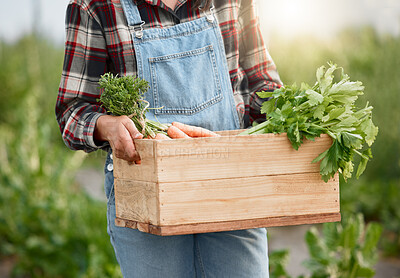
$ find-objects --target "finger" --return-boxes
[122,140,141,162]
[116,147,140,163]
[113,130,140,162]
[117,117,142,162]
[121,116,143,140]
[113,141,134,162]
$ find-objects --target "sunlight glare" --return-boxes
[259,0,324,39]
[259,0,400,41]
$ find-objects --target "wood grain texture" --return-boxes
[158,172,339,225]
[112,132,340,235]
[113,139,158,182]
[115,213,341,236]
[114,179,159,225]
[214,129,246,136]
[154,134,332,183]
[114,133,333,183]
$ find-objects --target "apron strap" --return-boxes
[120,0,143,26]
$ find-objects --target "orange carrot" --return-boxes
[167,125,190,139]
[171,122,220,137]
[128,158,141,165]
[155,133,171,140]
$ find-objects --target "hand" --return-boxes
[94,115,143,163]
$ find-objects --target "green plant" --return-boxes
[241,63,378,182]
[341,179,400,256]
[270,28,400,256]
[269,214,383,278]
[303,214,382,278]
[269,249,292,278]
[270,27,400,182]
[0,35,122,277]
[0,96,121,278]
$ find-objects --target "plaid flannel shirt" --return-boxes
[56,0,282,153]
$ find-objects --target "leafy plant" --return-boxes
[269,249,292,278]
[341,179,400,256]
[270,27,400,257]
[0,96,122,277]
[0,36,122,278]
[303,214,382,278]
[241,63,378,182]
[270,27,399,183]
[269,214,383,278]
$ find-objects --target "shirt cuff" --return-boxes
[83,112,110,152]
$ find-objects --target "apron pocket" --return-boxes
[149,45,223,115]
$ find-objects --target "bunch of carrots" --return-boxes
[98,73,219,140]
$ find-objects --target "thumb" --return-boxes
[122,116,143,140]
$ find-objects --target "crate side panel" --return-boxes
[156,135,332,183]
[113,140,157,182]
[158,172,339,226]
[114,179,160,225]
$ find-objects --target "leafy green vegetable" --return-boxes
[241,63,378,182]
[98,73,168,138]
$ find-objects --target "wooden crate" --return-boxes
[113,130,340,236]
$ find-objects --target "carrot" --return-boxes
[167,125,190,139]
[128,158,141,165]
[155,133,171,140]
[171,122,220,137]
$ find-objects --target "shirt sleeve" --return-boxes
[238,0,282,123]
[56,3,109,152]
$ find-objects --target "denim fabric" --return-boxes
[105,1,269,277]
[121,0,240,131]
[105,165,269,278]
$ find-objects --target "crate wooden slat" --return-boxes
[115,213,341,236]
[114,131,341,236]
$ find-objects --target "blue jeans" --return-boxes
[105,169,269,277]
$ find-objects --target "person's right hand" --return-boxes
[94,115,143,163]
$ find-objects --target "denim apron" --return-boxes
[121,0,240,131]
[104,1,269,277]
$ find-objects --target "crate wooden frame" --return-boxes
[113,130,340,236]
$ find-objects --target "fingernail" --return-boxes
[134,133,143,139]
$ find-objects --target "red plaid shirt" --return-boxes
[56,0,282,152]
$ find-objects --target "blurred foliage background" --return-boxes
[0,25,399,277]
[269,27,400,256]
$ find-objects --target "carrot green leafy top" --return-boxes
[98,73,168,138]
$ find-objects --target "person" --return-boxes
[56,0,282,277]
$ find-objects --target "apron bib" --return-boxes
[120,0,240,131]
